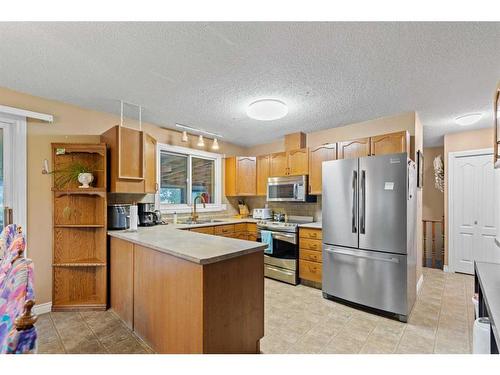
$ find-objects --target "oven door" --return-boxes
[258,230,298,268]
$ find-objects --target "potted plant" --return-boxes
[51,161,96,189]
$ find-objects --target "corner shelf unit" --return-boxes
[51,143,108,311]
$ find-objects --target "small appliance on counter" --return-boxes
[252,208,273,220]
[108,204,131,230]
[138,202,162,226]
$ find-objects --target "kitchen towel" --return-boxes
[261,230,273,255]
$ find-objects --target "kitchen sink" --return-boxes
[180,219,226,225]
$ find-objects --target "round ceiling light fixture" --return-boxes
[455,113,482,126]
[247,99,288,121]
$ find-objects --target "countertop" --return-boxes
[475,261,500,349]
[108,217,266,265]
[298,222,322,229]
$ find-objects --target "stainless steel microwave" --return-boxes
[267,175,316,202]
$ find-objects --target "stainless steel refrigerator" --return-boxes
[322,153,417,322]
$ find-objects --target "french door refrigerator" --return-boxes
[322,153,417,322]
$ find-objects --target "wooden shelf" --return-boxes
[53,262,106,267]
[53,188,106,194]
[52,143,108,312]
[54,224,105,228]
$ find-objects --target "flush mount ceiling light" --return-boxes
[247,99,288,121]
[455,113,482,126]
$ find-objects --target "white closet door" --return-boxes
[452,152,498,274]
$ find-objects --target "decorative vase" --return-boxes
[78,172,94,188]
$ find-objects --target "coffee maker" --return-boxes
[137,203,162,226]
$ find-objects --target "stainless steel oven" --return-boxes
[257,221,300,285]
[267,175,316,202]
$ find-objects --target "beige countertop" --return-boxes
[298,222,322,229]
[108,217,266,265]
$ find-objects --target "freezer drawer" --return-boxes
[322,245,408,316]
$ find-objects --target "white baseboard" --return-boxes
[33,301,52,315]
[416,274,424,294]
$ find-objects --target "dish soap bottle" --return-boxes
[173,211,178,224]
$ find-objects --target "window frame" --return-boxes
[156,143,225,214]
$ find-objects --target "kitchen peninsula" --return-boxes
[108,221,266,354]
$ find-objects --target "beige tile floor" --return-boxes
[36,267,474,354]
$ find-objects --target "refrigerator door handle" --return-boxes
[352,170,357,233]
[324,247,400,264]
[360,170,366,234]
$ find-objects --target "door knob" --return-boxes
[474,220,478,225]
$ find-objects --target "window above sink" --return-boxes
[157,143,226,214]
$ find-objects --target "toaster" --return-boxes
[252,208,273,220]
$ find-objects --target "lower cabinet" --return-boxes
[109,237,135,329]
[298,228,323,287]
[190,222,258,242]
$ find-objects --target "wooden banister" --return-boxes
[15,299,38,331]
[422,217,445,269]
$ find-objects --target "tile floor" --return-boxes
[36,267,475,354]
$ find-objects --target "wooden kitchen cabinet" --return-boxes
[269,152,288,177]
[110,237,134,329]
[308,143,337,195]
[269,148,309,177]
[288,148,309,175]
[370,130,410,156]
[338,138,370,159]
[225,156,257,196]
[100,125,158,193]
[256,155,270,196]
[299,227,323,287]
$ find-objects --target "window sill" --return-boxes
[160,204,227,214]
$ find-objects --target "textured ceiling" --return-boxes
[0,22,499,147]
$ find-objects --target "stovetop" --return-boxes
[256,215,314,233]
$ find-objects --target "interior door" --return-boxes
[322,158,359,248]
[452,152,499,274]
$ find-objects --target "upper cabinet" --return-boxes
[269,148,309,177]
[100,125,158,194]
[269,152,288,177]
[309,143,337,195]
[256,155,270,196]
[370,131,410,156]
[338,138,370,159]
[225,156,257,196]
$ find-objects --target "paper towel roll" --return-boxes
[129,204,138,232]
[473,317,490,354]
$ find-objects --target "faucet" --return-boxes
[191,195,206,223]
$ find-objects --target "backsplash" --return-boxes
[108,193,322,222]
[243,196,322,222]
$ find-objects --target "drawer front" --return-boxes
[190,226,215,235]
[246,223,257,233]
[299,238,322,251]
[299,228,322,240]
[234,223,247,232]
[299,260,322,283]
[247,233,258,242]
[214,224,235,234]
[299,249,322,263]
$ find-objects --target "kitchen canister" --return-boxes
[473,317,490,354]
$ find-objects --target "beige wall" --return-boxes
[443,127,494,265]
[423,147,445,221]
[0,86,247,305]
